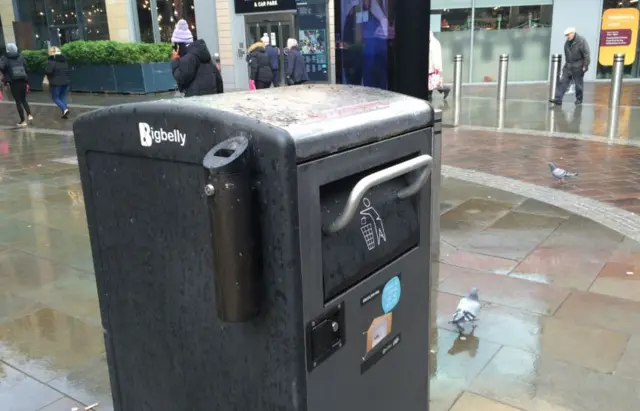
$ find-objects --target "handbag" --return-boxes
[428,70,443,91]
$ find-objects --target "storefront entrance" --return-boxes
[245,14,295,86]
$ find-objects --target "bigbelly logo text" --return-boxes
[138,123,187,147]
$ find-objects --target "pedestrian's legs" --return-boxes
[60,85,69,110]
[9,82,25,123]
[51,86,65,111]
[272,70,280,87]
[20,82,31,118]
[553,69,572,103]
[438,86,451,99]
[573,71,585,103]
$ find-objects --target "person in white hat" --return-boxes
[550,27,590,106]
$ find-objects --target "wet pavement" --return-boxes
[2,87,640,410]
[443,127,640,214]
[436,83,640,144]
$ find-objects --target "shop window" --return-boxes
[471,2,553,82]
[297,0,328,82]
[431,2,473,83]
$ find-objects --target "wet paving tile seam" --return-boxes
[443,166,640,243]
[0,126,73,137]
[453,124,640,149]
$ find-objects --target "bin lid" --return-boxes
[175,84,432,161]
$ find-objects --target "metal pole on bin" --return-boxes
[431,109,442,260]
[548,54,562,102]
[453,55,463,102]
[609,53,625,108]
[497,54,509,101]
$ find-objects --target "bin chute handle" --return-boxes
[324,154,433,234]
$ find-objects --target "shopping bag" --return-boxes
[428,71,443,91]
[26,84,30,93]
[249,79,256,91]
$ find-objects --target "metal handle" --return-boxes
[324,155,433,234]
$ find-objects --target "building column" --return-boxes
[0,0,16,44]
[194,0,219,51]
[215,0,247,91]
[104,0,137,42]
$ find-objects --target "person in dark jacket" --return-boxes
[171,20,223,97]
[247,39,273,89]
[285,38,309,86]
[0,43,32,127]
[261,35,280,87]
[45,47,71,118]
[551,27,590,106]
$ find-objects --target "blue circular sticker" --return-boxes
[381,276,401,313]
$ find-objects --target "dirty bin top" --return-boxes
[173,84,433,159]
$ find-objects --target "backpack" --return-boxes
[10,61,27,80]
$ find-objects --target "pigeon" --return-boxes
[449,288,481,334]
[548,162,578,181]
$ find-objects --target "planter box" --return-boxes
[69,62,176,94]
[28,72,46,91]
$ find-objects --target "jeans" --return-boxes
[9,80,31,122]
[554,68,584,103]
[51,85,69,111]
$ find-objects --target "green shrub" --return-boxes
[22,49,49,72]
[60,41,172,65]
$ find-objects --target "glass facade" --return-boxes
[15,0,110,49]
[432,0,553,83]
[597,0,640,79]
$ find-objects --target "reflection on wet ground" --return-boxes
[432,178,640,411]
[436,83,640,144]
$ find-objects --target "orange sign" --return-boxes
[599,8,640,66]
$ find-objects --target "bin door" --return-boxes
[297,129,433,411]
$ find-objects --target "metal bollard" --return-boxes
[609,53,625,108]
[497,100,505,130]
[549,54,562,102]
[453,55,463,102]
[497,54,509,101]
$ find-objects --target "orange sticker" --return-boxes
[365,312,393,353]
[599,8,640,66]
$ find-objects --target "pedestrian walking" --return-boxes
[285,38,309,86]
[428,31,451,102]
[170,20,224,97]
[45,47,70,118]
[247,37,273,89]
[262,35,280,87]
[0,43,32,127]
[550,27,590,106]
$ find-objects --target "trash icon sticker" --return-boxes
[360,197,386,251]
[381,276,401,313]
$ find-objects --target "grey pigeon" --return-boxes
[548,162,578,181]
[449,288,481,333]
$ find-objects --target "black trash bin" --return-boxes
[74,84,440,411]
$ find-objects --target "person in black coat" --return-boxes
[285,38,309,86]
[247,39,273,89]
[171,39,223,97]
[0,43,32,127]
[45,47,71,118]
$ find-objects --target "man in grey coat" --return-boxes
[551,27,590,106]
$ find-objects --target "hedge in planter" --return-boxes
[57,41,174,94]
[22,49,48,91]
